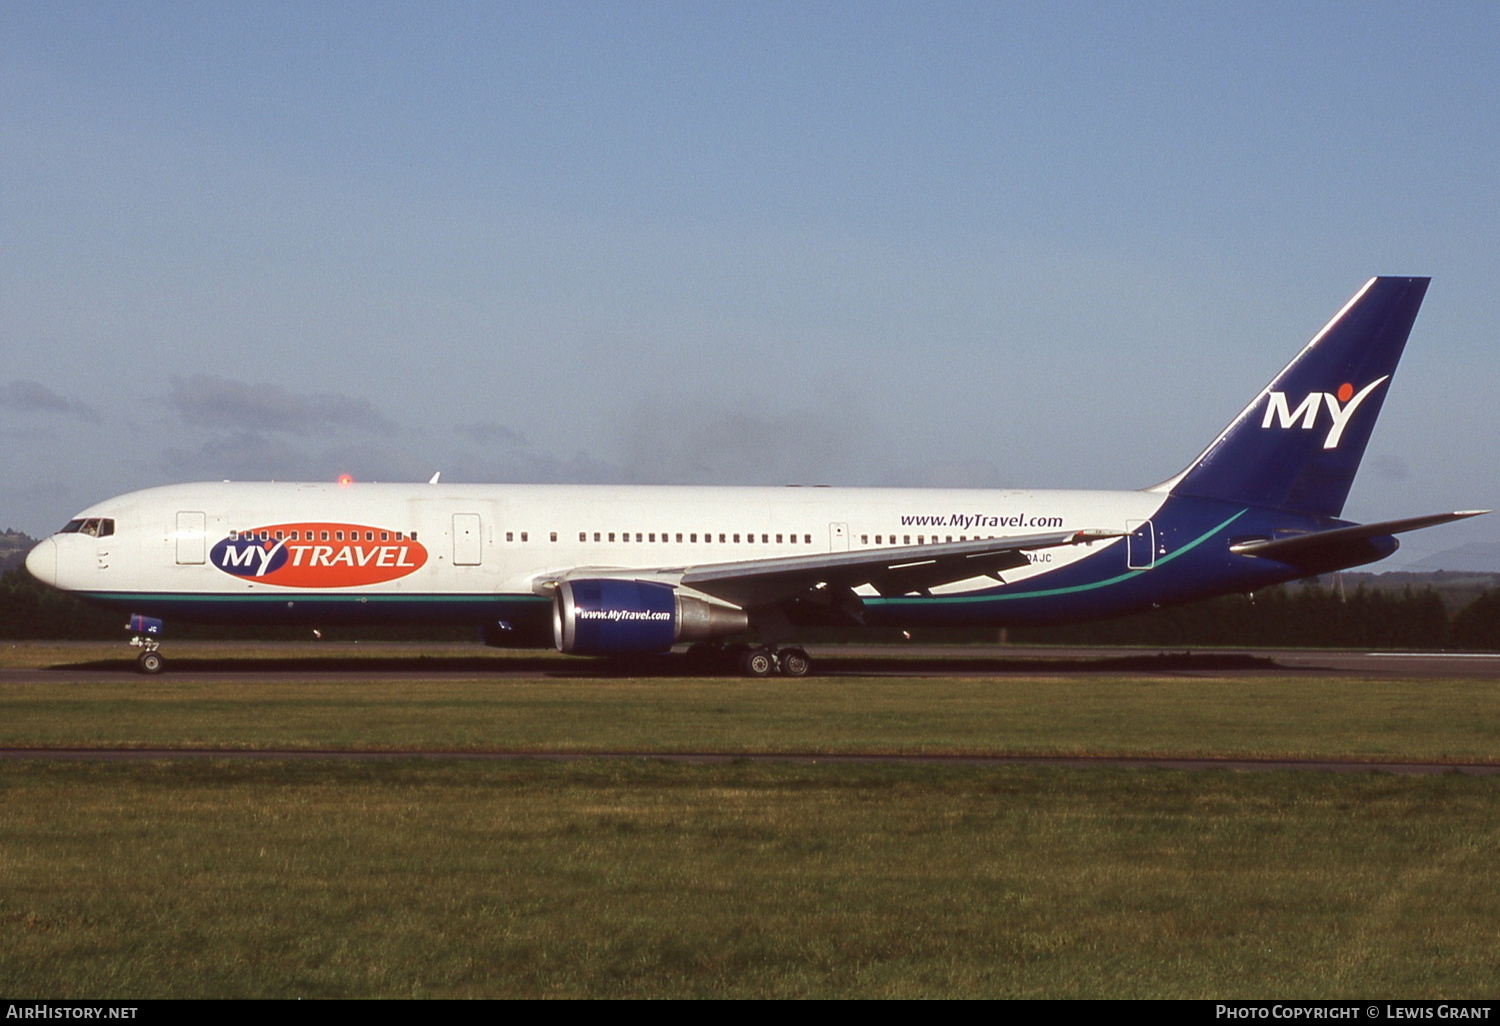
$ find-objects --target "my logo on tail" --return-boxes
[1261,376,1388,450]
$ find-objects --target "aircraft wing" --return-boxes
[536,529,1122,610]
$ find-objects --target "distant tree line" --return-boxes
[4,566,1500,649]
[1009,585,1469,649]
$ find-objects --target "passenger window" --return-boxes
[609,533,616,542]
[803,535,811,544]
[649,533,656,543]
[506,532,513,542]
[636,533,642,542]
[550,532,557,542]
[520,532,528,542]
[676,533,683,543]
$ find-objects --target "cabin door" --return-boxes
[452,513,483,566]
[176,511,206,565]
[1126,520,1155,570]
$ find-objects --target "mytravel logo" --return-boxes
[1261,376,1388,450]
[209,522,428,588]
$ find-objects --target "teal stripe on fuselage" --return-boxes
[868,509,1246,608]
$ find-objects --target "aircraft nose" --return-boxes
[25,537,57,588]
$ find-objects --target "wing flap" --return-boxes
[531,530,1123,608]
[679,529,1120,607]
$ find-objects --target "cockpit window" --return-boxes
[59,518,114,537]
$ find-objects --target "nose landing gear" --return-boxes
[127,614,165,674]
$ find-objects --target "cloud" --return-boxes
[160,431,316,481]
[616,404,873,486]
[877,460,1008,489]
[160,431,444,484]
[445,443,624,486]
[0,380,100,423]
[454,421,529,446]
[166,375,394,436]
[1372,454,1410,481]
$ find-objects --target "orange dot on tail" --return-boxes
[337,474,354,486]
[1336,382,1354,403]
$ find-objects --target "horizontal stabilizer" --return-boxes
[1229,510,1489,574]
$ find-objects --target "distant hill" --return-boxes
[0,530,37,573]
[1295,570,1500,612]
[1404,543,1500,574]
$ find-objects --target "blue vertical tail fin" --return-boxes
[1161,276,1430,518]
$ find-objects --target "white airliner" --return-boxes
[25,277,1486,675]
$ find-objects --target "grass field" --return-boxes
[2,643,1499,997]
[2,645,1500,762]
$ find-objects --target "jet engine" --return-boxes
[552,579,749,655]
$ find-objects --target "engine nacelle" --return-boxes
[552,579,749,655]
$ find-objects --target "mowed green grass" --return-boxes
[4,759,1500,999]
[4,644,1500,997]
[3,653,1500,761]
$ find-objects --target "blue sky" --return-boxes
[3,1,1498,568]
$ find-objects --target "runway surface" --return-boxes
[4,641,1500,682]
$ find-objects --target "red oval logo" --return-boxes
[210,522,428,588]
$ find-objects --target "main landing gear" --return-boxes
[127,614,166,674]
[684,643,812,678]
